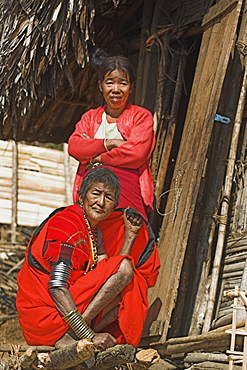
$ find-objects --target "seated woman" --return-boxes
[16,167,160,350]
[68,50,156,220]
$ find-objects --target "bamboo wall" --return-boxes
[0,140,78,227]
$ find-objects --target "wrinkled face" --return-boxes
[99,69,133,111]
[80,182,116,228]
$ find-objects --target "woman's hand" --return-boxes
[119,208,143,256]
[82,133,91,139]
[93,332,117,350]
[123,208,143,235]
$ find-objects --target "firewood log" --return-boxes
[43,339,96,370]
[135,348,160,365]
[92,344,135,369]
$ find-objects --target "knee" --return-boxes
[118,258,134,285]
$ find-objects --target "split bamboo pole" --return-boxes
[155,50,186,209]
[202,45,247,333]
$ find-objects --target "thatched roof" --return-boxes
[0,0,214,143]
[0,0,143,143]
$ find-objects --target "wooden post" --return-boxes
[63,143,72,205]
[11,140,18,243]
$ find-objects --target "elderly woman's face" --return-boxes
[80,182,116,228]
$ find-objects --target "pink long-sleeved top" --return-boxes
[68,103,156,209]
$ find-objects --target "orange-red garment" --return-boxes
[16,206,160,347]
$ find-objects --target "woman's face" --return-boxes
[80,181,116,228]
[99,69,133,112]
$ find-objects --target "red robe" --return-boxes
[16,205,160,347]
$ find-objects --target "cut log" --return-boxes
[184,352,228,365]
[153,331,244,356]
[44,339,96,370]
[136,348,160,364]
[93,344,135,369]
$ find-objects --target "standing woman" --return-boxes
[68,50,156,219]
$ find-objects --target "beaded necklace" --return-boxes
[83,212,98,270]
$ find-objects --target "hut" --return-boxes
[2,0,247,365]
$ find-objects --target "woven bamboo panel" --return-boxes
[0,141,78,227]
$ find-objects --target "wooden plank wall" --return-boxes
[0,140,78,227]
[147,0,243,341]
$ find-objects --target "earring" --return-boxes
[79,199,83,208]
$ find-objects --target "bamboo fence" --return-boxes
[0,140,78,228]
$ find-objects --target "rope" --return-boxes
[156,161,188,221]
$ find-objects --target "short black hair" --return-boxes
[91,49,135,85]
[78,167,120,208]
[98,55,135,84]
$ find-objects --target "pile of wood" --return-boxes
[150,324,245,369]
[0,332,245,370]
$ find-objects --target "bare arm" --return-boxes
[49,286,116,349]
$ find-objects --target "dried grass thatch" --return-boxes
[0,0,141,143]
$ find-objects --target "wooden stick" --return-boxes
[0,346,55,353]
[6,258,24,275]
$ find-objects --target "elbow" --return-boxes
[118,258,134,285]
[49,286,69,299]
[67,141,78,158]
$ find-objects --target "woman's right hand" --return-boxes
[93,332,117,350]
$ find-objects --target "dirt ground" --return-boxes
[0,318,27,346]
